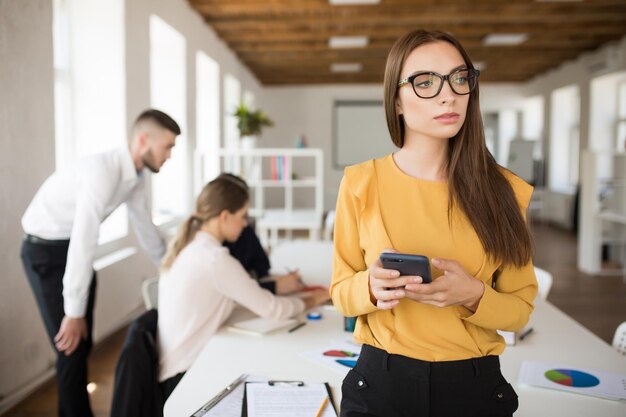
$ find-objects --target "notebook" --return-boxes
[227,317,298,336]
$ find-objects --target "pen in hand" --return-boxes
[519,327,534,341]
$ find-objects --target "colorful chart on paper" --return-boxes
[544,369,600,388]
[335,359,357,368]
[323,350,359,358]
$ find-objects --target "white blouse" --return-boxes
[157,231,305,381]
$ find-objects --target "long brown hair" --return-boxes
[383,29,533,268]
[161,173,249,270]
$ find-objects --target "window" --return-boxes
[549,85,580,191]
[522,95,544,160]
[150,15,189,224]
[243,90,256,109]
[53,0,73,170]
[616,81,626,151]
[497,109,518,166]
[224,73,241,149]
[53,0,128,245]
[196,51,221,192]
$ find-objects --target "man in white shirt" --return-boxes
[20,109,180,417]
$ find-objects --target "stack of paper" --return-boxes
[519,361,626,401]
[244,382,337,417]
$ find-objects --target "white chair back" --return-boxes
[323,210,336,241]
[142,277,159,310]
[613,321,626,356]
[534,267,553,300]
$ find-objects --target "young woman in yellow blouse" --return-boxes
[331,30,537,417]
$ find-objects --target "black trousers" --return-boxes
[341,345,518,417]
[160,372,185,403]
[21,239,97,417]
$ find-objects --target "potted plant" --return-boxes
[234,103,274,149]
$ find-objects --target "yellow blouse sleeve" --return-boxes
[455,169,538,331]
[330,167,379,317]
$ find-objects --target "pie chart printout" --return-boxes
[544,369,600,388]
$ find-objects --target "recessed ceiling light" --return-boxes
[329,0,381,5]
[330,63,363,73]
[483,33,528,46]
[329,36,369,49]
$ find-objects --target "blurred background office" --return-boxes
[2,0,626,415]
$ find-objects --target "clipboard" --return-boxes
[190,374,248,416]
[241,380,337,417]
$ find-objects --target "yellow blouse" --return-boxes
[331,154,537,361]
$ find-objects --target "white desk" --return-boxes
[164,297,626,416]
[501,299,626,416]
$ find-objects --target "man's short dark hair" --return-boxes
[134,109,181,135]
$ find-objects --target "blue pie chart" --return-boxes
[544,369,600,388]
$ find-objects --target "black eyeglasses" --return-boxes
[397,68,480,99]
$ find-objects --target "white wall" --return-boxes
[0,0,262,411]
[0,0,57,410]
[260,85,383,210]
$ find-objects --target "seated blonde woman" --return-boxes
[157,174,330,400]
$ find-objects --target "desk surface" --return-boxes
[165,297,626,417]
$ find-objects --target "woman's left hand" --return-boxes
[275,270,304,294]
[403,258,485,312]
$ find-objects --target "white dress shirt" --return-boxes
[157,231,305,381]
[22,147,165,318]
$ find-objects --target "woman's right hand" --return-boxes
[369,250,416,310]
[304,289,331,310]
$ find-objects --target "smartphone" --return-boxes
[379,253,432,283]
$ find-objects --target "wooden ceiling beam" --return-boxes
[232,37,608,54]
[188,0,626,85]
[238,49,579,64]
[214,23,626,43]
[203,10,626,30]
[191,1,626,21]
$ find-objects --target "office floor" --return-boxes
[6,223,626,417]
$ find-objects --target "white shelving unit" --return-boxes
[579,150,626,276]
[216,148,324,249]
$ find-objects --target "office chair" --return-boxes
[612,321,626,356]
[323,210,335,241]
[534,267,553,300]
[142,277,159,310]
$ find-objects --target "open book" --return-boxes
[227,317,298,336]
